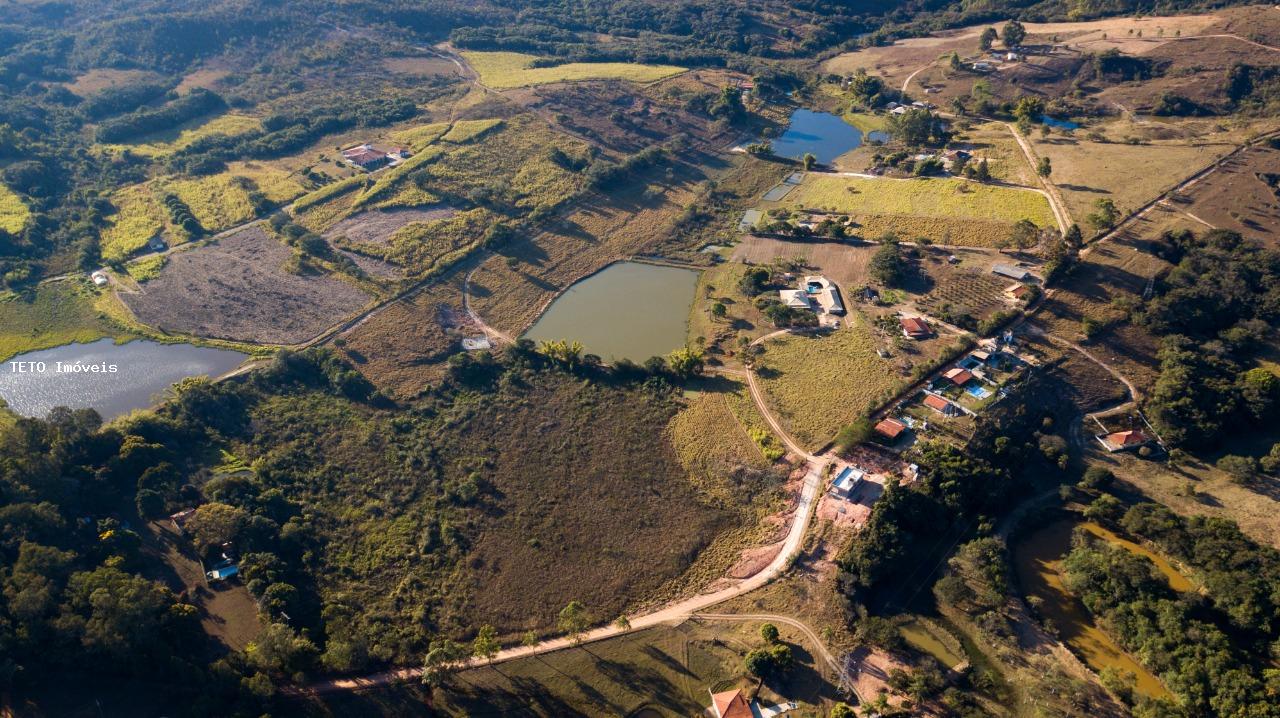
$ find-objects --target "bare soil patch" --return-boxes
[1173,145,1280,242]
[122,224,371,344]
[322,206,459,247]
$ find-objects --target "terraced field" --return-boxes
[463,51,686,89]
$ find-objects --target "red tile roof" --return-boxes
[923,394,952,412]
[944,367,974,385]
[711,689,752,718]
[901,316,930,337]
[875,418,907,439]
[1106,429,1149,446]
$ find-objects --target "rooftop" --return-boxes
[875,417,907,439]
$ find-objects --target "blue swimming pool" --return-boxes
[966,384,993,399]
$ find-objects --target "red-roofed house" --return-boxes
[943,367,974,386]
[901,316,931,339]
[342,144,390,170]
[1099,429,1152,452]
[709,688,753,718]
[875,417,907,441]
[923,393,960,416]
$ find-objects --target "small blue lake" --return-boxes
[770,109,886,164]
[1041,115,1080,130]
[0,338,249,420]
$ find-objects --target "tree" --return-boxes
[973,158,991,182]
[473,624,499,667]
[711,302,727,320]
[836,418,873,453]
[948,51,961,71]
[246,622,318,676]
[666,346,704,379]
[1083,493,1124,524]
[801,152,817,171]
[1003,20,1026,48]
[760,623,780,644]
[1037,156,1052,178]
[1009,219,1040,251]
[869,242,907,287]
[1079,466,1115,489]
[1087,198,1119,231]
[559,600,590,646]
[184,502,248,554]
[830,703,856,718]
[613,615,631,631]
[521,631,538,648]
[422,638,465,688]
[979,27,998,51]
[1012,96,1045,124]
[1217,455,1258,484]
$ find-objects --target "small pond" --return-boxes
[1040,115,1080,130]
[0,338,250,421]
[523,261,700,363]
[1013,517,1177,699]
[770,109,887,164]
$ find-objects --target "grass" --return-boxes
[1031,136,1235,226]
[756,313,946,450]
[125,255,167,282]
[439,118,504,144]
[101,113,261,157]
[849,213,1023,247]
[668,381,771,506]
[0,281,134,363]
[292,175,371,213]
[842,111,889,135]
[382,207,497,275]
[104,164,309,260]
[0,184,30,234]
[463,51,686,89]
[386,121,450,151]
[785,175,1057,228]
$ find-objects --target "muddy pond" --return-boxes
[1012,517,1191,699]
[0,338,249,420]
[523,261,700,363]
[770,109,888,164]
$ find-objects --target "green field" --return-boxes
[0,282,133,363]
[102,163,309,260]
[463,51,686,89]
[0,184,30,234]
[787,175,1057,228]
[101,112,262,157]
[125,255,167,282]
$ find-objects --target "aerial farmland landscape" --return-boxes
[1,1,1279,717]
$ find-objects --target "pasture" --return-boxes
[1174,145,1280,241]
[757,313,951,450]
[784,175,1056,228]
[463,51,686,89]
[1031,135,1235,227]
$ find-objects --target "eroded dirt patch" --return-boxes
[123,224,370,344]
[323,206,458,246]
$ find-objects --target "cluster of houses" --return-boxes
[341,143,411,171]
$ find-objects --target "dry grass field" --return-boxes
[787,176,1055,226]
[462,51,686,89]
[337,272,470,398]
[63,68,161,96]
[1032,136,1235,227]
[121,224,371,344]
[756,313,951,450]
[1174,145,1280,242]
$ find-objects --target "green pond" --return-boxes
[1013,518,1192,700]
[523,261,700,363]
[899,618,966,668]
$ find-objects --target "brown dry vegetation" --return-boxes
[337,272,471,398]
[1031,204,1188,394]
[1172,145,1280,242]
[122,224,371,344]
[1032,136,1235,226]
